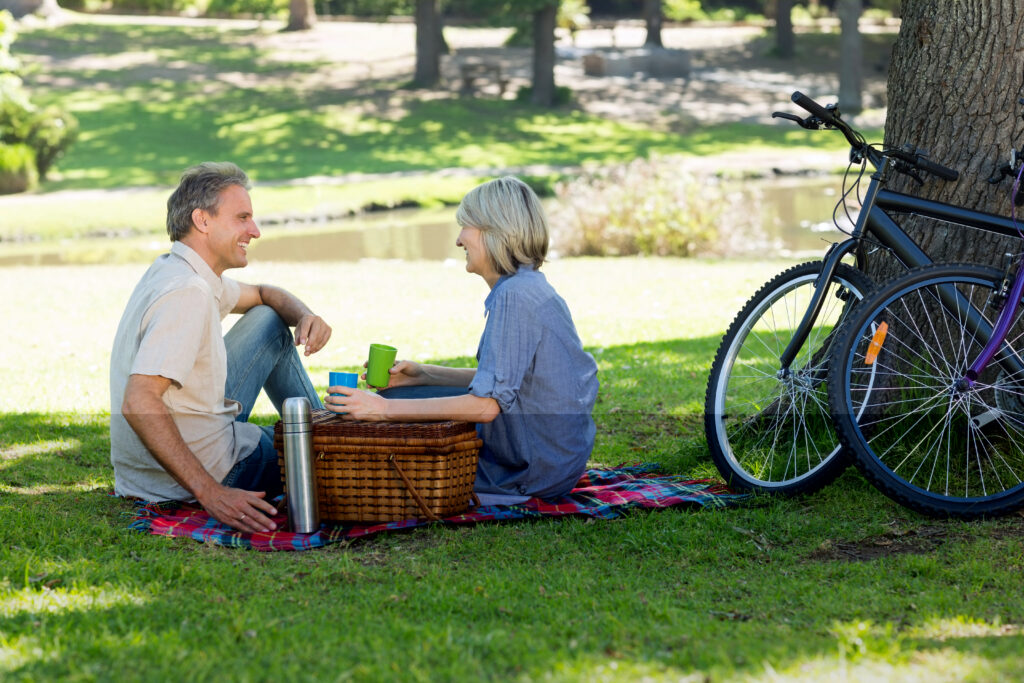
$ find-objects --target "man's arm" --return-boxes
[121,373,278,532]
[233,283,331,356]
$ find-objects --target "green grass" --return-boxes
[3,258,1024,681]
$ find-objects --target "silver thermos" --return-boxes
[281,397,319,533]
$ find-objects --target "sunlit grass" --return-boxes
[3,258,1024,680]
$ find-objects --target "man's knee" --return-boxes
[236,305,291,346]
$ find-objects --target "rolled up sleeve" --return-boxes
[469,288,541,412]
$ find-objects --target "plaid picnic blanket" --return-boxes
[126,464,748,551]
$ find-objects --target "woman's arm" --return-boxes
[325,388,499,423]
[383,360,476,388]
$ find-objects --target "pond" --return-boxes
[0,177,850,267]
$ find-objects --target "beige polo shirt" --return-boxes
[109,241,263,501]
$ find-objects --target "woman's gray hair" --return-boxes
[166,162,251,242]
[455,176,548,275]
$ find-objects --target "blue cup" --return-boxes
[329,371,359,397]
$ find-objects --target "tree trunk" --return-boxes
[643,0,663,48]
[531,3,557,107]
[775,0,794,58]
[837,0,863,114]
[869,0,1024,285]
[414,0,441,86]
[0,0,59,18]
[284,0,315,31]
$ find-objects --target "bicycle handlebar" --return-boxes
[791,91,838,127]
[783,91,959,183]
[913,155,960,182]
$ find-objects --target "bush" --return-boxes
[515,85,573,106]
[0,11,76,184]
[0,141,38,194]
[549,156,773,258]
[0,92,78,181]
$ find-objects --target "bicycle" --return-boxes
[827,166,1024,518]
[704,91,1024,496]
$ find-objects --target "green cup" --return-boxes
[366,343,398,388]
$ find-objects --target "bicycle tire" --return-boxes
[705,261,874,494]
[828,263,1024,519]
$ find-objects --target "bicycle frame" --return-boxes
[778,156,1024,378]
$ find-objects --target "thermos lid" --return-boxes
[281,396,312,425]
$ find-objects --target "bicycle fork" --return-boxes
[777,239,859,375]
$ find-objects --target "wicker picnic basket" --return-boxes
[274,410,482,523]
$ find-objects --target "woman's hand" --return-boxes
[324,386,389,421]
[362,359,425,389]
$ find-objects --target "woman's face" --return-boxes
[456,225,499,287]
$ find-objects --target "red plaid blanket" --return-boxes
[127,464,747,551]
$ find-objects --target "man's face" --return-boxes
[201,184,259,275]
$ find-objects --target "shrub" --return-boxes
[514,85,573,106]
[0,141,38,194]
[0,12,76,184]
[549,156,773,258]
[0,90,78,181]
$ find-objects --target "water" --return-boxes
[0,178,849,266]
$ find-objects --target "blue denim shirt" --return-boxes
[469,265,599,499]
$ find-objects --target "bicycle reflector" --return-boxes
[864,322,889,365]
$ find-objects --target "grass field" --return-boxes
[3,258,1024,682]
[1,16,880,245]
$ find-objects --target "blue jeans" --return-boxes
[378,385,469,399]
[221,305,322,494]
[220,426,282,498]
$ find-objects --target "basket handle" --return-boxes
[388,454,441,522]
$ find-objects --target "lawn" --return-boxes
[1,16,881,244]
[2,258,1024,681]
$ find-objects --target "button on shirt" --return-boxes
[469,265,599,499]
[109,241,263,501]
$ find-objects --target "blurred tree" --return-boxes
[285,0,316,30]
[414,0,441,86]
[0,0,59,18]
[773,0,794,58]
[531,1,557,106]
[837,0,862,113]
[643,0,663,47]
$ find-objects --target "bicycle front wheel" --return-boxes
[705,261,873,494]
[829,263,1024,518]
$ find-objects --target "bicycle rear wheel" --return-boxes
[705,261,873,494]
[828,263,1024,518]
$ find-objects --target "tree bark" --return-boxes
[284,0,316,31]
[869,0,1024,285]
[531,3,557,107]
[643,0,663,48]
[837,0,863,114]
[775,0,794,58]
[414,0,441,86]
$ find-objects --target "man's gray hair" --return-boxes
[166,162,251,242]
[455,176,548,276]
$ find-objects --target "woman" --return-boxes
[325,176,599,504]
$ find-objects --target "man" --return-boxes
[110,162,331,533]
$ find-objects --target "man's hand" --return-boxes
[197,482,280,532]
[294,314,331,356]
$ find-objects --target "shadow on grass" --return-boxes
[4,367,1024,678]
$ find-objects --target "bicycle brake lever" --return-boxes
[988,164,1013,184]
[772,112,806,126]
[906,169,925,185]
